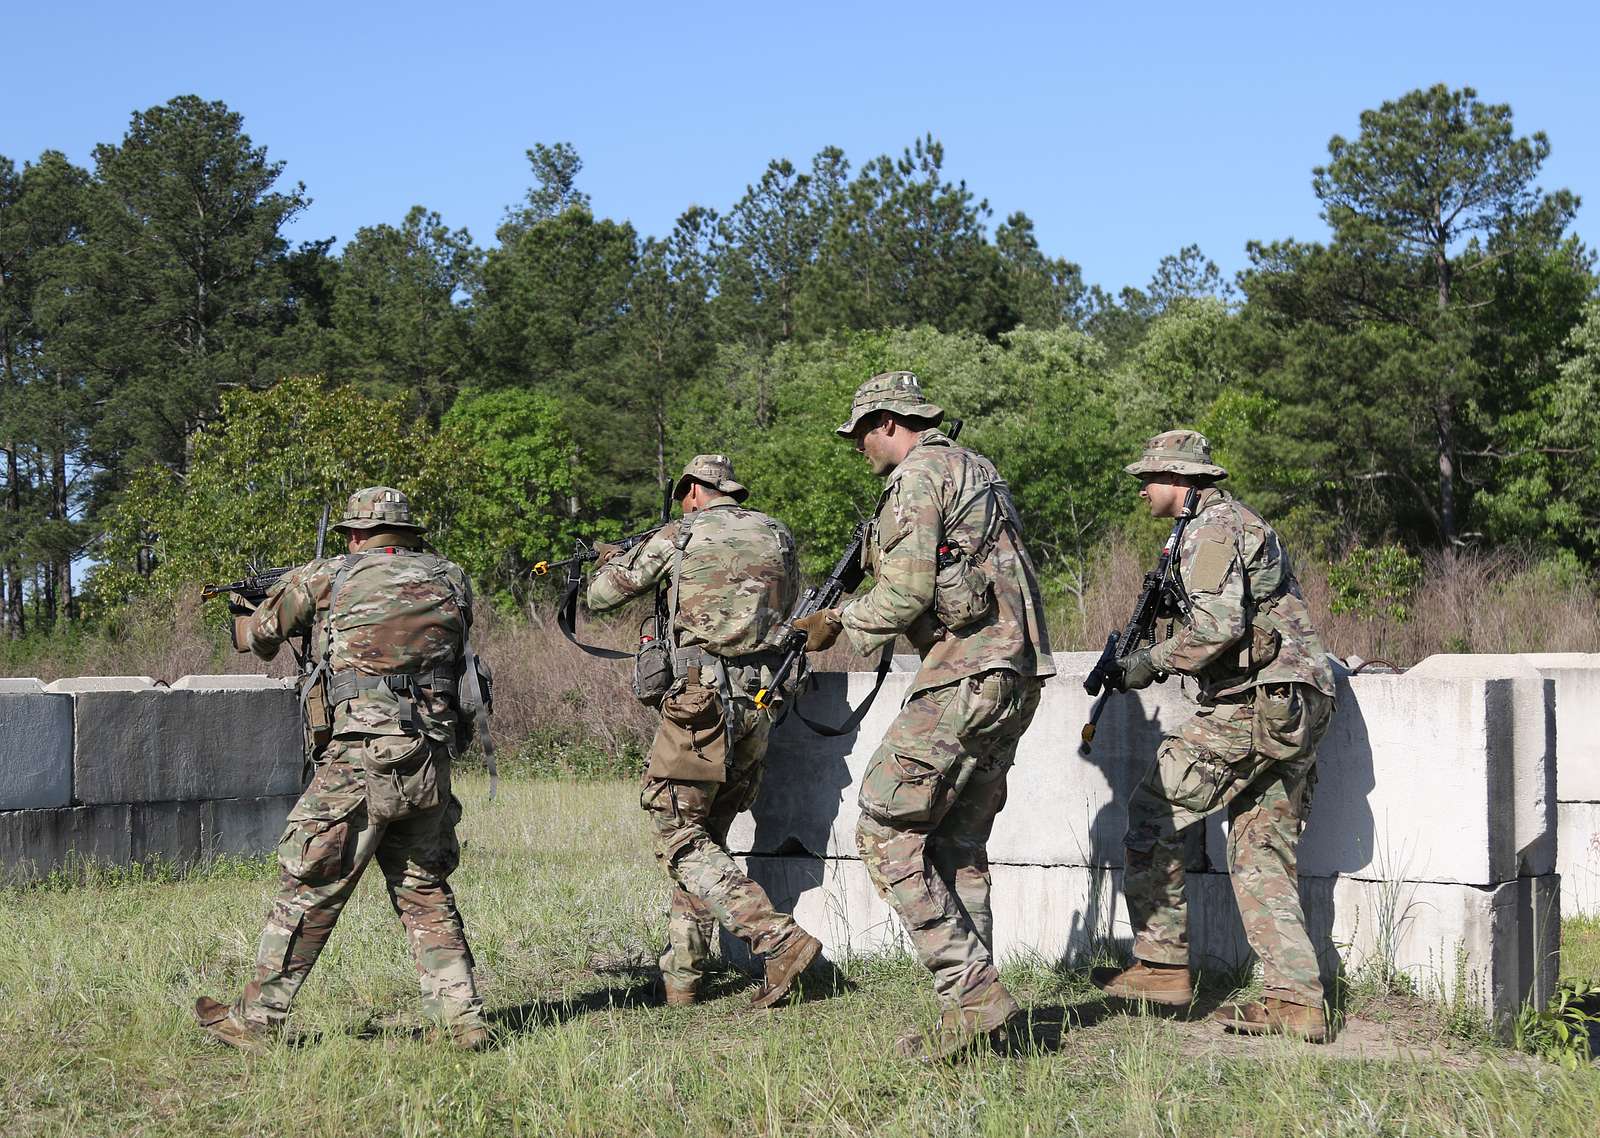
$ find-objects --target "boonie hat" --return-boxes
[1123,429,1229,480]
[835,371,945,437]
[335,486,424,532]
[673,454,749,502]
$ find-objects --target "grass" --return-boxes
[3,776,1599,1137]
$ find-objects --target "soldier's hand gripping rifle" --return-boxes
[1079,486,1200,756]
[200,506,331,618]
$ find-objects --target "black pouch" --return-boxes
[633,637,674,708]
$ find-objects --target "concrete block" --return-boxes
[0,794,296,882]
[1559,802,1600,917]
[742,652,1556,885]
[45,676,155,692]
[0,678,45,692]
[73,686,304,804]
[0,690,73,809]
[731,855,1558,1031]
[1520,653,1600,802]
[171,674,294,691]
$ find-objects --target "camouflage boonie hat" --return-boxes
[1124,429,1228,480]
[335,486,424,532]
[835,371,945,437]
[673,454,749,503]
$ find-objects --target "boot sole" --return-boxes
[1098,982,1192,1006]
[748,937,822,1010]
[1213,1016,1326,1043]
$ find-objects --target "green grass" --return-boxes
[3,776,1598,1137]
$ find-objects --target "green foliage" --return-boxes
[1327,545,1425,622]
[1514,978,1600,1070]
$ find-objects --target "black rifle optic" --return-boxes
[756,419,964,735]
[1079,486,1200,755]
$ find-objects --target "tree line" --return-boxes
[1,84,1595,633]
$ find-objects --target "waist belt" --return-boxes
[327,667,458,707]
[672,646,783,673]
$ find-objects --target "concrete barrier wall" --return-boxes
[0,676,301,881]
[1522,654,1600,918]
[731,652,1567,1030]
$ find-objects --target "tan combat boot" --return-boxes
[748,931,822,1010]
[193,996,273,1054]
[1094,960,1193,1006]
[1211,997,1328,1043]
[450,1022,495,1052]
[895,982,1021,1063]
[662,979,699,1007]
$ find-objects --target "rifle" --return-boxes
[530,523,665,581]
[1079,486,1200,755]
[537,495,673,661]
[199,505,332,610]
[755,418,964,734]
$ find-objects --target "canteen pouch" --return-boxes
[360,733,446,823]
[933,546,995,632]
[633,637,674,708]
[646,682,729,783]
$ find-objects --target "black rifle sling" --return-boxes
[556,573,633,660]
[789,647,892,737]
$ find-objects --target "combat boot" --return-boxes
[1211,997,1328,1043]
[450,1022,495,1052]
[193,995,273,1054]
[895,983,1021,1063]
[662,979,699,1007]
[1093,959,1193,1006]
[748,930,822,1010]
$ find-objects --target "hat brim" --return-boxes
[673,474,749,503]
[334,518,426,532]
[834,402,945,438]
[1123,459,1228,480]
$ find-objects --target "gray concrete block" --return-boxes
[743,652,1557,885]
[171,674,294,691]
[0,678,45,692]
[1520,653,1600,802]
[73,686,304,804]
[731,855,1558,1033]
[0,690,73,809]
[1559,801,1600,917]
[0,794,296,882]
[45,676,155,692]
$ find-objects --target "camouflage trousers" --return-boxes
[1123,682,1335,1008]
[232,740,482,1031]
[855,670,1042,1009]
[642,696,801,990]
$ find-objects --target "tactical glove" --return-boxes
[1115,647,1163,692]
[790,608,843,652]
[593,541,625,570]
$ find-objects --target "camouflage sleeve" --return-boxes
[246,560,327,661]
[840,467,939,655]
[1148,517,1246,675]
[585,523,679,614]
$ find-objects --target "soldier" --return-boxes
[789,372,1056,1061]
[194,487,492,1052]
[1095,430,1337,1043]
[587,455,823,1008]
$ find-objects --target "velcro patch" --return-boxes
[1187,537,1236,592]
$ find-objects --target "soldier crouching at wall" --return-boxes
[194,487,492,1052]
[1097,431,1338,1042]
[587,455,824,1009]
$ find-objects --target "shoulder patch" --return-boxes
[1187,536,1236,593]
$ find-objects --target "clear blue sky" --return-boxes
[6,0,1597,293]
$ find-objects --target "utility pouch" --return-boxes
[633,636,674,708]
[360,733,446,823]
[1244,624,1283,672]
[302,671,333,754]
[646,683,729,782]
[933,544,995,632]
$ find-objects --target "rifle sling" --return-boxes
[787,648,892,738]
[556,575,634,660]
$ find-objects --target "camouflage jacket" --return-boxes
[1148,487,1336,699]
[247,532,473,742]
[587,495,799,657]
[841,429,1056,698]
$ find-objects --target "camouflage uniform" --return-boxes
[836,373,1056,1015]
[587,455,810,994]
[216,488,485,1040]
[1120,431,1337,1009]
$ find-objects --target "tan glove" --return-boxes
[231,614,255,654]
[790,608,843,652]
[593,541,624,570]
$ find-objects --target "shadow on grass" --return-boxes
[488,979,665,1032]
